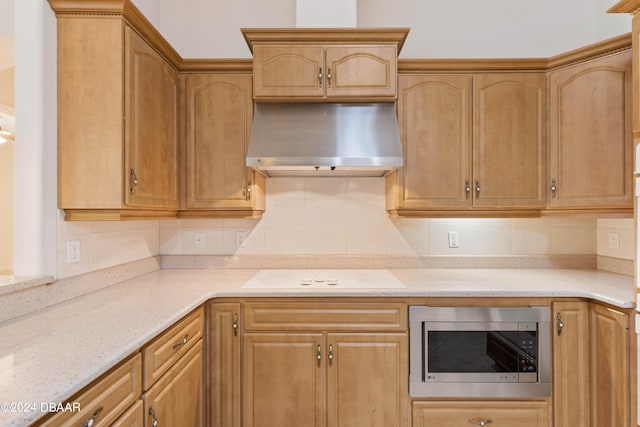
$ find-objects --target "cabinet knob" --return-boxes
[475,180,481,198]
[317,344,322,366]
[318,67,323,87]
[244,181,252,201]
[551,178,557,198]
[327,67,332,87]
[468,419,493,426]
[465,180,471,199]
[83,406,103,427]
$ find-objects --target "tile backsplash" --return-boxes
[158,177,633,259]
[56,177,633,278]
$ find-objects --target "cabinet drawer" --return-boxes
[413,401,550,427]
[243,302,407,331]
[142,306,203,390]
[111,400,143,427]
[37,353,141,427]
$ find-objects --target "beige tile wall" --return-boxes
[56,178,633,278]
[158,178,632,258]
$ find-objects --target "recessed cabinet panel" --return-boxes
[185,75,254,209]
[325,46,397,98]
[473,73,546,208]
[242,333,325,427]
[253,46,324,97]
[548,51,632,209]
[124,26,178,209]
[397,74,471,209]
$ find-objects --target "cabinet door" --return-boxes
[552,301,590,427]
[124,26,178,209]
[184,74,263,213]
[590,303,630,427]
[395,74,472,210]
[548,51,632,210]
[253,45,324,98]
[209,303,241,427]
[143,341,203,427]
[112,400,144,427]
[473,73,546,208]
[242,333,325,427]
[326,333,408,427]
[325,45,397,98]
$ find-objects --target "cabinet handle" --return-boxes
[149,407,159,427]
[475,180,480,198]
[83,406,103,427]
[318,67,323,87]
[465,180,471,199]
[232,313,239,336]
[317,344,322,366]
[244,181,252,201]
[328,344,334,365]
[172,334,189,350]
[468,419,492,426]
[129,168,138,194]
[557,312,564,336]
[551,178,557,198]
[327,67,332,87]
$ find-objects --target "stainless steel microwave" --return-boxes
[409,306,551,398]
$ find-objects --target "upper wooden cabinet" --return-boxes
[243,28,409,101]
[51,1,180,220]
[547,50,633,214]
[180,71,265,218]
[388,72,545,216]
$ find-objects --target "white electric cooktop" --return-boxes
[242,269,406,289]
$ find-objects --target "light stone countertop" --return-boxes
[0,267,634,426]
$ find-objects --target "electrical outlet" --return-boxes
[66,240,80,264]
[608,232,620,249]
[194,232,205,248]
[236,231,247,248]
[448,231,459,248]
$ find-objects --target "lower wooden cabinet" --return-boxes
[590,303,630,427]
[36,353,142,427]
[209,302,242,427]
[111,400,144,427]
[142,340,203,427]
[412,401,550,427]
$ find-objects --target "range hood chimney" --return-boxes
[247,102,403,177]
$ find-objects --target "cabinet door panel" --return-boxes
[242,333,325,427]
[253,46,324,97]
[396,74,471,209]
[325,46,397,98]
[185,75,254,209]
[124,27,178,209]
[326,333,408,427]
[552,301,590,427]
[143,341,203,427]
[590,303,630,427]
[209,303,241,427]
[548,52,632,208]
[473,73,545,208]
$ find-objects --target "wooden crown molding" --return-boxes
[48,0,183,69]
[180,59,253,73]
[608,0,640,13]
[241,28,410,54]
[399,33,632,73]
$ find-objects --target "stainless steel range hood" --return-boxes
[247,103,403,177]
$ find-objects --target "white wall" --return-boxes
[133,0,630,59]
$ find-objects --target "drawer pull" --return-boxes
[557,312,565,335]
[83,406,103,427]
[469,419,492,426]
[172,334,189,350]
[328,344,334,365]
[149,407,159,427]
[317,344,322,366]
